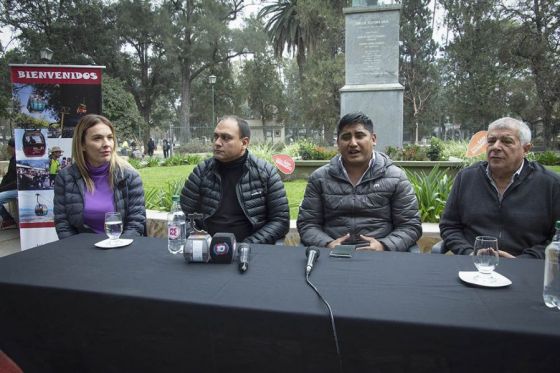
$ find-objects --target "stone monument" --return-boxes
[340,1,403,151]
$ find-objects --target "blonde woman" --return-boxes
[54,114,145,239]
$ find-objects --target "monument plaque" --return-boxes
[345,11,399,85]
[340,4,404,150]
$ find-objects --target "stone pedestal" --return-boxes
[340,4,403,151]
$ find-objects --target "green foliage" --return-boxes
[160,154,203,166]
[241,50,286,123]
[427,137,443,161]
[402,144,427,161]
[102,75,145,141]
[405,167,454,223]
[400,0,439,139]
[532,151,560,166]
[127,158,142,170]
[144,179,185,212]
[298,140,337,160]
[249,142,283,164]
[440,140,468,160]
[144,157,161,167]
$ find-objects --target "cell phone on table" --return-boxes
[329,244,356,258]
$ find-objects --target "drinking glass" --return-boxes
[472,236,499,281]
[104,212,123,246]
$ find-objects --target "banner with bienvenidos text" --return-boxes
[9,64,105,250]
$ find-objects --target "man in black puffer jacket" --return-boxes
[180,115,289,244]
[297,112,422,251]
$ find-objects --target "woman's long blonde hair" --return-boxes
[72,114,129,192]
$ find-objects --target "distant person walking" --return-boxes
[163,139,170,158]
[147,138,155,157]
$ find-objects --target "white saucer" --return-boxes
[94,238,133,249]
[458,271,512,288]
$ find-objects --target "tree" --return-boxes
[111,0,175,146]
[241,52,286,125]
[0,0,118,65]
[102,75,145,142]
[500,0,560,148]
[260,0,308,79]
[400,0,439,143]
[161,0,248,141]
[439,0,511,134]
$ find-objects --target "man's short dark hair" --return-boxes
[8,138,15,147]
[337,112,374,137]
[219,115,251,139]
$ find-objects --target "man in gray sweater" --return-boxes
[439,117,560,259]
[297,112,422,251]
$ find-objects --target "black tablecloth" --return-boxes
[0,234,559,373]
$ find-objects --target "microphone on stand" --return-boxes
[305,246,320,276]
[238,243,251,273]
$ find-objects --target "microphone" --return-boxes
[238,243,251,273]
[305,246,320,276]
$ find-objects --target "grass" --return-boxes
[138,165,306,220]
[138,165,194,191]
[546,166,560,173]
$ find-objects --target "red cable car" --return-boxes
[22,130,46,157]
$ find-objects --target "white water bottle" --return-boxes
[167,195,186,254]
[543,221,560,309]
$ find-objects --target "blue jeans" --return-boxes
[0,189,18,220]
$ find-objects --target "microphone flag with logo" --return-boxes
[210,233,236,264]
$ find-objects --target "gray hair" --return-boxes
[488,117,531,145]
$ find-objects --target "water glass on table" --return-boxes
[104,212,123,247]
[472,236,499,282]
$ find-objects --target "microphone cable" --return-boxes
[305,272,343,373]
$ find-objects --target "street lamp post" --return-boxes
[40,47,53,62]
[209,75,217,126]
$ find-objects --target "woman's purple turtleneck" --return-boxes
[83,162,115,234]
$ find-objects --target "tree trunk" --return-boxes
[180,70,192,143]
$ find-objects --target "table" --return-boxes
[0,234,559,372]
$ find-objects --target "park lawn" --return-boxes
[547,165,560,173]
[138,165,306,220]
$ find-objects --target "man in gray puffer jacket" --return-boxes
[297,112,422,251]
[181,115,289,244]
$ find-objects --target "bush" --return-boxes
[161,154,203,166]
[145,157,161,167]
[532,151,560,166]
[402,144,427,161]
[405,166,454,223]
[127,158,143,170]
[427,137,443,161]
[298,140,337,160]
[385,145,401,160]
[145,179,185,212]
[440,140,468,160]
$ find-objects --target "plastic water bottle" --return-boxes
[543,221,560,309]
[168,195,186,254]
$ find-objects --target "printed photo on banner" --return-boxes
[17,190,54,228]
[16,159,50,190]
